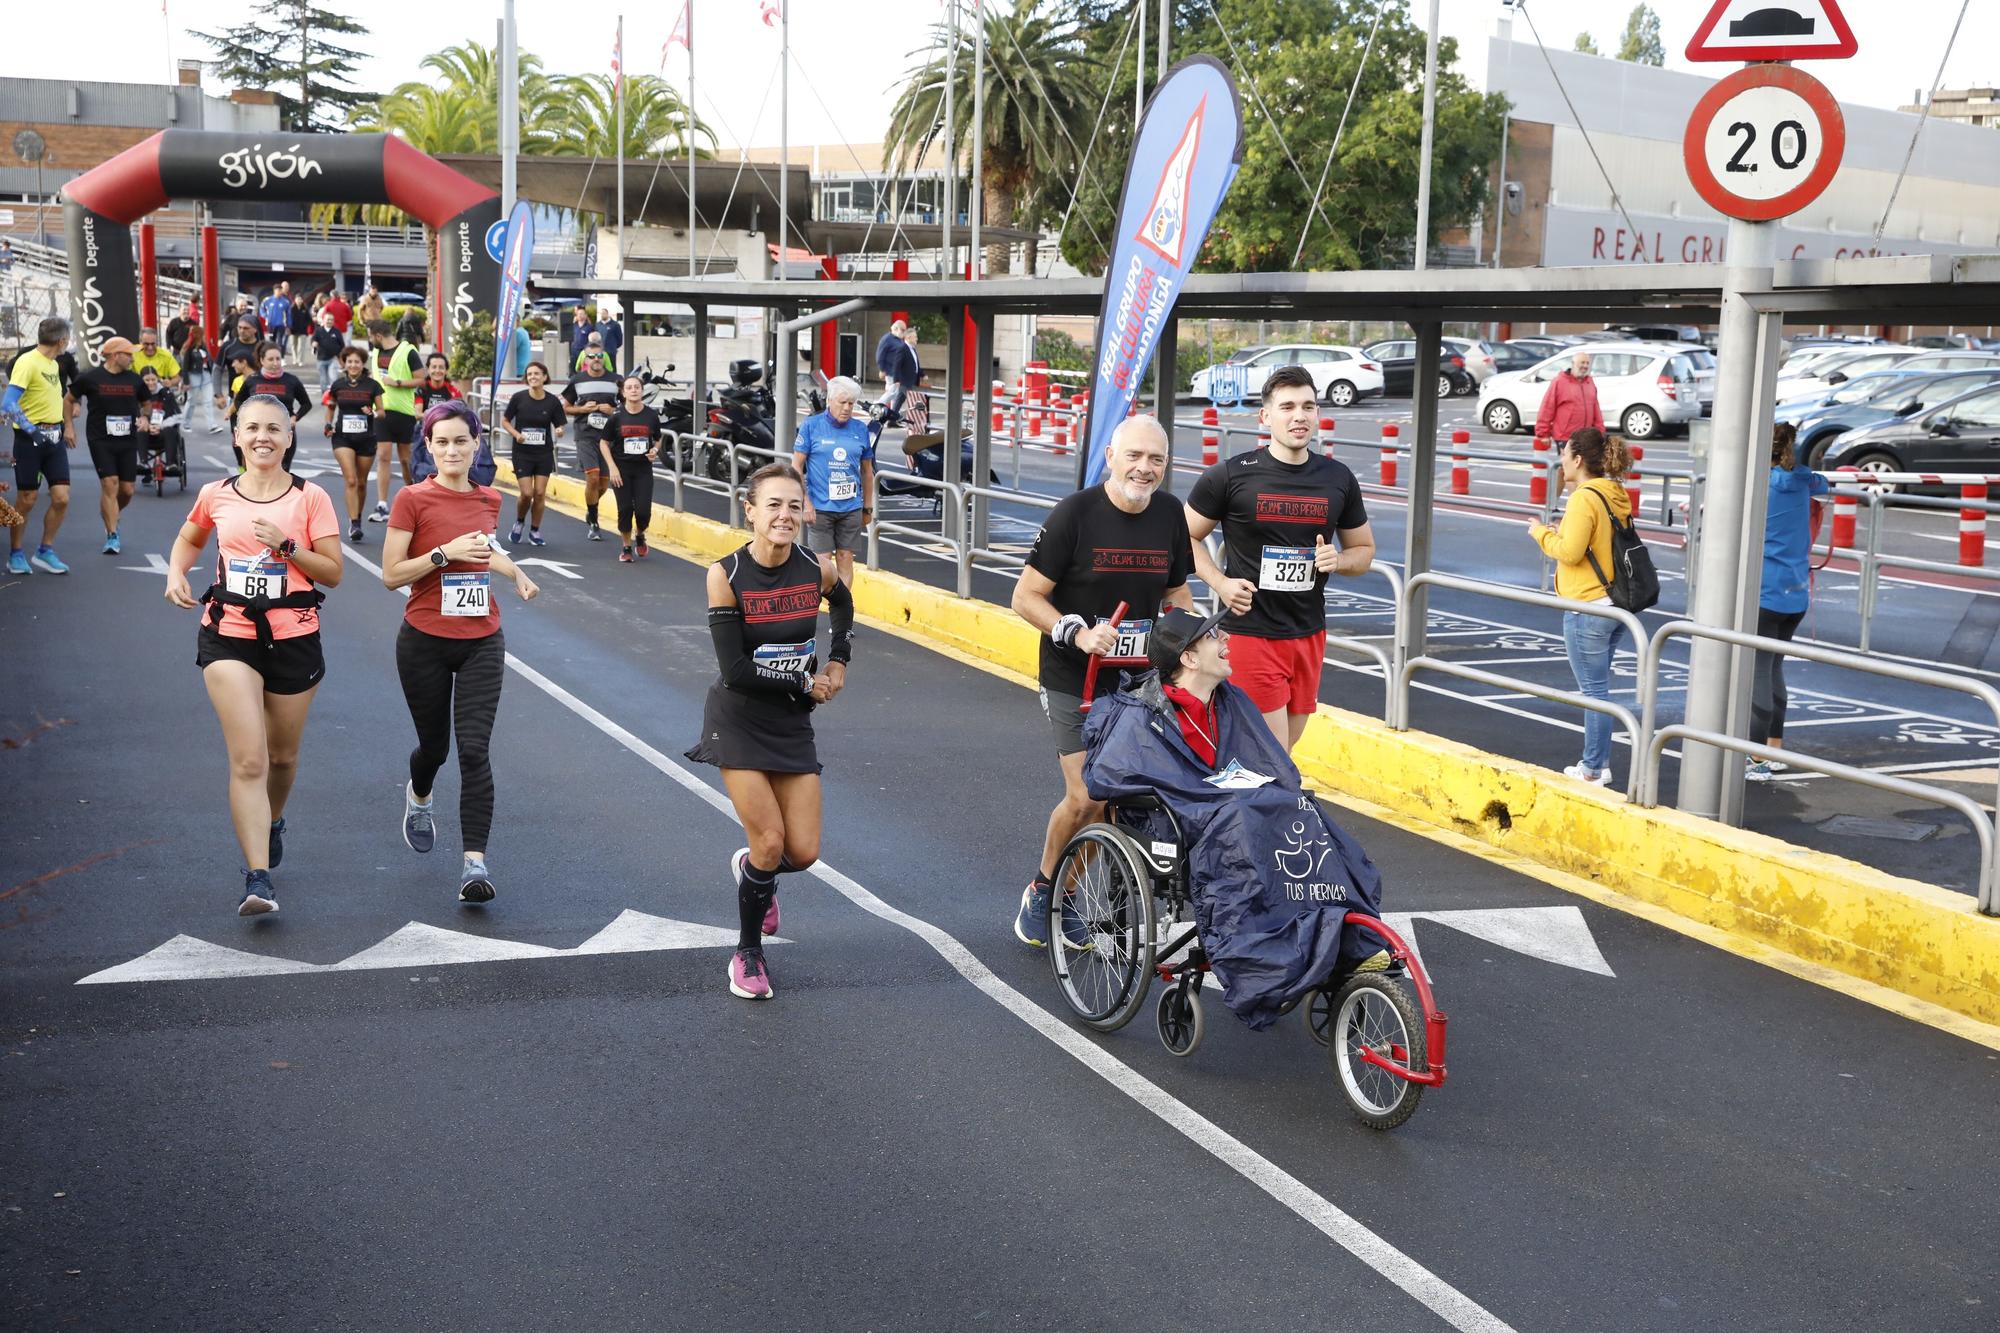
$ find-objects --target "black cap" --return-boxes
[1147,606,1229,676]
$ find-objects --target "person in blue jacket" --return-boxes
[1749,421,1830,780]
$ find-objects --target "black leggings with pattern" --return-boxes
[395,622,505,852]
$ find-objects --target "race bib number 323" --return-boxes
[1259,544,1315,592]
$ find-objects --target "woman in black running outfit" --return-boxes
[382,400,540,904]
[686,463,855,1001]
[502,361,564,545]
[602,373,661,563]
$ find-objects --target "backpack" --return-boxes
[1581,486,1659,613]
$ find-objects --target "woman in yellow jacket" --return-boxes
[1526,427,1632,786]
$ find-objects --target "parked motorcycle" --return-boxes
[699,358,776,481]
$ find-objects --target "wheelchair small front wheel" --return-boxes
[1048,825,1156,1033]
[1156,983,1203,1057]
[1305,986,1335,1047]
[1327,973,1426,1130]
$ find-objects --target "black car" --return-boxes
[1362,340,1476,398]
[1604,323,1707,345]
[1822,382,2000,491]
[1491,341,1546,374]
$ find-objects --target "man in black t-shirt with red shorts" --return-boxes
[1186,364,1375,750]
[1010,416,1193,948]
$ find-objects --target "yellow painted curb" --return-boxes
[500,461,2000,1031]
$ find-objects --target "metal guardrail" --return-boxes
[1323,564,1404,718]
[1394,572,1648,798]
[1635,620,2000,913]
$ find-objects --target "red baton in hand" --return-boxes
[1080,600,1128,713]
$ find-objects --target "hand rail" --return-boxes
[1636,619,2000,912]
[1322,563,1403,722]
[1397,572,1648,795]
[861,469,968,595]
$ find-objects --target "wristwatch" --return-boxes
[275,538,298,559]
[429,547,448,568]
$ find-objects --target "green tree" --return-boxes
[549,73,712,161]
[883,0,1100,275]
[1617,5,1665,66]
[189,0,369,134]
[1574,32,1601,55]
[1053,0,1507,274]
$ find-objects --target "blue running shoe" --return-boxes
[458,858,495,904]
[403,783,435,854]
[238,869,278,917]
[268,817,286,870]
[6,551,28,576]
[102,531,121,555]
[1014,881,1052,948]
[30,546,68,575]
[507,523,523,545]
[528,530,546,547]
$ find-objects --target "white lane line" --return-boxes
[333,539,1511,1332]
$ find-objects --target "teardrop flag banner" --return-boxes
[491,199,534,397]
[1080,56,1244,489]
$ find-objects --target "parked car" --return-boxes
[1909,334,1996,350]
[1477,343,1701,440]
[1605,323,1707,346]
[1491,341,1547,374]
[1505,335,1589,362]
[1793,369,2000,466]
[1444,337,1500,383]
[1821,381,2000,490]
[1898,349,2000,374]
[1187,343,1385,407]
[1362,339,1477,398]
[1774,347,1921,403]
[1651,342,1716,416]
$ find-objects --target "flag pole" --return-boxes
[942,0,955,270]
[616,15,626,282]
[970,0,983,278]
[500,0,518,215]
[777,0,789,284]
[687,0,697,282]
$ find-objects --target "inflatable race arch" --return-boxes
[60,130,502,362]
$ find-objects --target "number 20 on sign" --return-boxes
[1683,64,1846,222]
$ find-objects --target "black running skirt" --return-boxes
[685,682,820,774]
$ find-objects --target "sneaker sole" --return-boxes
[727,961,774,1000]
[238,894,278,917]
[458,878,496,904]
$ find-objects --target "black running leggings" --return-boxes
[395,622,505,852]
[612,457,654,537]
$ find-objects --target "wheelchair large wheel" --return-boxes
[1326,973,1426,1130]
[1047,825,1156,1033]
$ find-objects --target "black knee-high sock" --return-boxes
[587,497,601,525]
[778,855,805,875]
[737,860,777,949]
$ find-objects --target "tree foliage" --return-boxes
[883,0,1101,274]
[1617,5,1666,66]
[1574,31,1601,55]
[1029,0,1506,274]
[189,0,370,134]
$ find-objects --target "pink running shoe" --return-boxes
[731,847,781,936]
[728,946,774,1000]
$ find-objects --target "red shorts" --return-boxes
[1227,630,1326,716]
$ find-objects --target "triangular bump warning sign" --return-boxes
[1687,0,1857,62]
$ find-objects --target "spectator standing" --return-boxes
[259,282,295,347]
[355,285,385,333]
[1747,422,1832,780]
[597,308,624,369]
[310,312,345,395]
[324,288,353,343]
[1525,427,1632,788]
[874,319,907,407]
[1533,351,1604,467]
[507,309,533,380]
[290,293,313,365]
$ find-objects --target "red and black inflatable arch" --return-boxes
[60,130,502,363]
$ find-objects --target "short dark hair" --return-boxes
[745,461,804,504]
[1260,365,1317,405]
[426,351,448,366]
[339,345,367,365]
[35,316,69,347]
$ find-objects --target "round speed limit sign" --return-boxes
[1683,64,1845,222]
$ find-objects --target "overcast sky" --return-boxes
[1,1,1992,152]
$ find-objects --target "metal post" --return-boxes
[1491,110,1511,270]
[1396,322,1444,727]
[774,298,873,476]
[972,308,993,549]
[1413,0,1441,271]
[1679,217,1778,822]
[942,0,956,265]
[687,0,697,282]
[947,303,966,496]
[1154,315,1177,489]
[1158,0,1170,79]
[615,15,626,281]
[691,302,708,455]
[1136,0,1146,122]
[970,1,984,278]
[776,3,787,284]
[500,3,518,215]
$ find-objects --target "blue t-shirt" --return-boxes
[1760,463,1832,614]
[508,326,532,377]
[792,411,875,512]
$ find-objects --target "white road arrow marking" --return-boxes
[509,557,583,580]
[1380,905,1615,977]
[120,553,170,576]
[75,909,765,985]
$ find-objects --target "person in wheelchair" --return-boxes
[138,367,185,481]
[1081,607,1389,1030]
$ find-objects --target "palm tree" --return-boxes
[548,73,714,161]
[883,0,1099,274]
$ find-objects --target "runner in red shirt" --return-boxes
[381,399,540,904]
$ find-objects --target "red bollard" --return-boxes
[1257,422,1271,448]
[1028,385,1046,439]
[990,381,1007,435]
[1626,443,1644,516]
[1832,469,1859,549]
[1530,436,1551,507]
[1961,483,1988,567]
[1202,405,1220,466]
[1320,415,1337,459]
[1051,387,1070,454]
[1380,422,1399,487]
[1450,428,1470,496]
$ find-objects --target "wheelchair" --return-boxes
[140,427,188,497]
[1042,790,1449,1131]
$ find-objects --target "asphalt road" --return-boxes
[4,441,1999,1331]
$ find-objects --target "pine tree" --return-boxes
[190,1,371,134]
[1617,5,1666,66]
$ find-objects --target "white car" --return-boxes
[1477,343,1702,441]
[1444,337,1499,383]
[1774,347,1919,404]
[1189,343,1385,408]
